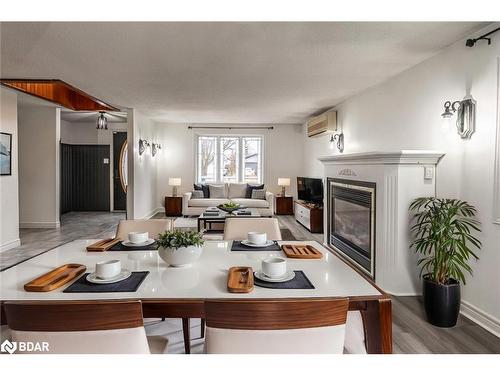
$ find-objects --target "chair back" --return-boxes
[223,218,282,241]
[115,219,172,240]
[204,298,349,354]
[4,300,151,354]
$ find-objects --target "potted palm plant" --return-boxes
[409,197,481,327]
[157,229,204,267]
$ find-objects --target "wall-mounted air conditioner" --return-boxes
[306,110,337,137]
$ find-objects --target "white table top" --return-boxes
[0,240,382,301]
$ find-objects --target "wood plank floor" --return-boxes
[1,211,499,353]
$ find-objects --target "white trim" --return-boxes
[461,300,500,338]
[140,207,163,219]
[318,150,445,165]
[19,221,61,229]
[0,238,21,253]
[493,56,500,224]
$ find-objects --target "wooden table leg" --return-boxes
[182,317,191,354]
[201,318,205,338]
[363,298,392,354]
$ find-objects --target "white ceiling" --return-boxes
[1,22,488,124]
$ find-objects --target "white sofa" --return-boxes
[182,183,274,216]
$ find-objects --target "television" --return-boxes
[297,177,324,205]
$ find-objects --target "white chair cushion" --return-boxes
[228,183,248,198]
[344,311,367,354]
[205,325,346,354]
[10,327,151,354]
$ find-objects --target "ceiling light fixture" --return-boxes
[465,27,500,48]
[96,111,108,130]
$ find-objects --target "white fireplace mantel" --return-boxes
[319,150,445,295]
[318,150,445,165]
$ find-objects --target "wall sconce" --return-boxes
[96,111,108,130]
[139,139,150,155]
[329,133,344,153]
[152,143,162,157]
[441,96,476,139]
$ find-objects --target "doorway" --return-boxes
[60,144,111,213]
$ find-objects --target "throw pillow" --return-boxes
[191,190,204,199]
[193,183,210,198]
[246,183,265,198]
[228,183,248,199]
[251,189,266,200]
[209,184,225,199]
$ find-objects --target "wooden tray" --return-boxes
[86,238,121,252]
[24,264,87,292]
[227,266,254,293]
[281,244,323,259]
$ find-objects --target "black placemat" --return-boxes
[231,240,281,252]
[108,241,158,251]
[253,270,315,289]
[63,271,149,293]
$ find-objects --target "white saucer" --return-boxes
[86,270,132,284]
[121,238,155,247]
[241,239,275,248]
[254,270,295,283]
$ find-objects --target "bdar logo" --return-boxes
[1,339,17,354]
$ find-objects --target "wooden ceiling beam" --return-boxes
[0,79,120,111]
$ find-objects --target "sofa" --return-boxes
[182,183,274,216]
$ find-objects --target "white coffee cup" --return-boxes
[95,259,121,279]
[248,232,267,245]
[128,231,148,244]
[262,257,287,279]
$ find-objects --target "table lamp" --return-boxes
[169,177,182,197]
[278,178,290,197]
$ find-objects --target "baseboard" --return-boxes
[460,300,500,338]
[19,221,61,229]
[140,207,163,220]
[0,238,21,253]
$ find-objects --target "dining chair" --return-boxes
[204,298,349,354]
[223,218,282,241]
[344,310,367,354]
[115,219,173,240]
[3,300,168,354]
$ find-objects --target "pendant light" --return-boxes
[96,111,108,130]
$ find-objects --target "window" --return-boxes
[196,135,263,184]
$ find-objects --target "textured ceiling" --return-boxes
[1,22,488,124]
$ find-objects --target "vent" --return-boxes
[307,111,337,137]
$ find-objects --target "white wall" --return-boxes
[154,123,304,205]
[303,24,500,335]
[128,110,158,219]
[0,87,20,251]
[18,105,61,228]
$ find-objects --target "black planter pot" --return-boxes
[423,276,461,327]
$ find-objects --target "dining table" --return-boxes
[0,239,392,354]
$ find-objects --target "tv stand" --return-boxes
[294,200,323,233]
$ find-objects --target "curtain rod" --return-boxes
[188,126,274,130]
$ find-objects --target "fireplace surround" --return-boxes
[319,151,445,295]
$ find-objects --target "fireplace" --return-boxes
[327,178,376,279]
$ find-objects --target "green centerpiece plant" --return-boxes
[157,229,204,267]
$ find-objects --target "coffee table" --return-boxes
[197,208,261,232]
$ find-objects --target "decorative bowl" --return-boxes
[158,245,203,267]
[217,204,246,214]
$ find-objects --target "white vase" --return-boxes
[158,245,203,267]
